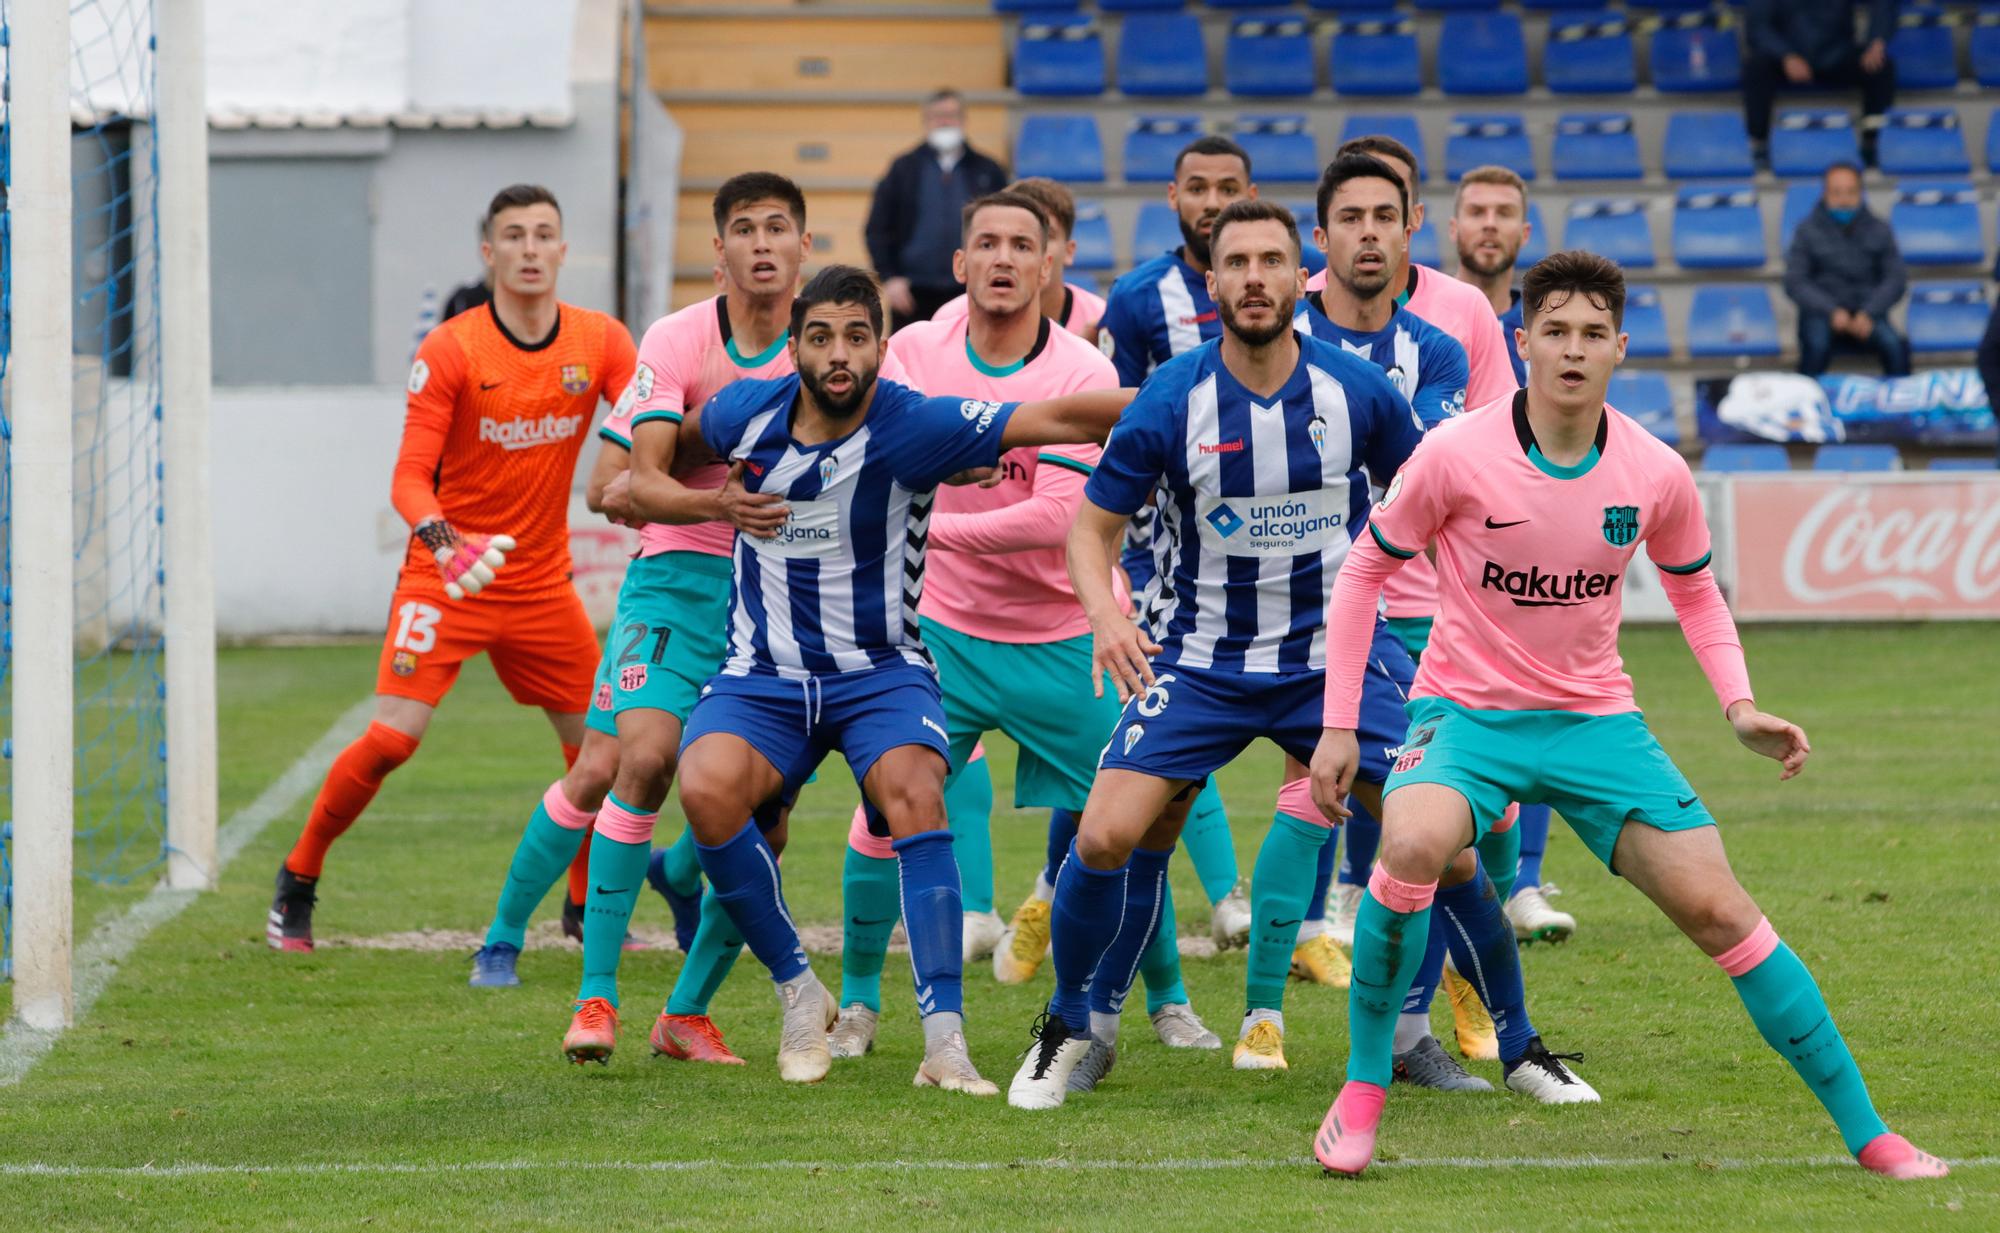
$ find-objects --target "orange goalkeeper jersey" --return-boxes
[392,301,638,601]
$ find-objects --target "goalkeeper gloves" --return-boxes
[414,518,516,600]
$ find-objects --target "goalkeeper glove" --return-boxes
[414,518,515,600]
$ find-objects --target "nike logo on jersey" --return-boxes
[1480,562,1621,607]
[480,380,504,391]
[1485,516,1530,529]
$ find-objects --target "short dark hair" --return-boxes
[1315,152,1409,232]
[712,172,807,234]
[1008,177,1077,238]
[1335,135,1421,197]
[961,189,1051,246]
[1823,160,1863,184]
[1209,198,1301,262]
[1174,135,1253,182]
[1520,250,1626,328]
[483,184,561,237]
[925,88,961,109]
[790,264,885,338]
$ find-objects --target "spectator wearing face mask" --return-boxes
[865,88,1008,331]
[1783,161,1909,377]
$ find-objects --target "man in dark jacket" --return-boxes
[1977,253,2000,466]
[864,89,1007,330]
[1784,162,1909,378]
[1744,0,1896,167]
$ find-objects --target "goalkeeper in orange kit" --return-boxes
[267,184,637,951]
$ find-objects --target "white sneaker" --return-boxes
[827,1003,878,1059]
[1209,881,1252,949]
[915,1029,999,1096]
[1503,1037,1600,1104]
[1505,883,1577,945]
[775,975,837,1084]
[962,909,1007,963]
[1329,884,1364,950]
[1007,1015,1091,1110]
[1150,1002,1223,1049]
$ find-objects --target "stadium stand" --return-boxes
[1891,181,1986,266]
[1622,284,1672,357]
[1877,108,1971,178]
[1234,115,1319,184]
[1650,9,1741,93]
[1813,444,1902,472]
[1891,5,1959,92]
[1976,4,2000,89]
[1907,281,1992,353]
[1116,14,1209,97]
[1701,443,1792,472]
[1016,114,1104,183]
[1225,13,1316,98]
[1544,10,1637,95]
[1438,12,1530,95]
[1673,184,1767,270]
[1520,201,1549,267]
[1662,112,1755,179]
[1330,13,1423,96]
[1123,115,1202,183]
[1133,200,1181,263]
[1565,198,1655,268]
[1552,113,1643,181]
[1446,114,1535,181]
[1609,370,1680,445]
[1338,114,1427,178]
[1687,285,1782,358]
[1930,457,1996,470]
[1100,0,1183,12]
[1410,218,1443,267]
[1015,14,1104,97]
[1769,109,1860,179]
[1072,200,1116,271]
[1289,202,1331,274]
[1780,181,1821,250]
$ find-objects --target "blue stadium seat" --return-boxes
[1891,6,1959,91]
[1877,107,1971,177]
[1565,198,1656,267]
[1520,201,1549,268]
[1545,11,1636,95]
[1308,0,1398,10]
[1206,0,1279,7]
[1015,15,1105,97]
[1116,14,1209,97]
[1100,0,1184,10]
[1123,114,1202,182]
[1813,444,1901,472]
[1070,200,1115,271]
[1769,109,1860,178]
[1673,184,1767,270]
[1891,181,1985,266]
[995,0,1079,10]
[1988,108,2000,172]
[1439,13,1529,95]
[1629,0,1720,10]
[1930,456,1995,470]
[1338,114,1428,180]
[1133,200,1182,261]
[1410,218,1442,268]
[1331,14,1422,96]
[1907,280,1991,352]
[1014,115,1105,183]
[1233,115,1318,183]
[1622,284,1671,356]
[1975,4,2000,87]
[1288,202,1329,274]
[1780,181,1821,250]
[1662,112,1754,179]
[1552,112,1643,181]
[1687,285,1781,358]
[1446,114,1534,181]
[1650,10,1741,93]
[1415,0,1502,10]
[1702,443,1790,472]
[1608,371,1678,445]
[1226,13,1315,98]
[1525,0,1606,9]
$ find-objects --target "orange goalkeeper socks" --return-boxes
[284,722,421,879]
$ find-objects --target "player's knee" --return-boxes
[613,747,676,810]
[1438,847,1480,887]
[1074,823,1132,871]
[1684,885,1764,955]
[675,768,741,841]
[1377,825,1453,884]
[872,781,946,837]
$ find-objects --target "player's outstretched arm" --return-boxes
[628,413,789,537]
[999,388,1137,451]
[1068,498,1160,703]
[584,438,629,516]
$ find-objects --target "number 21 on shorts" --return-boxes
[393,601,442,653]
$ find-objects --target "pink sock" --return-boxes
[1857,1133,1950,1179]
[846,803,896,860]
[1275,777,1336,828]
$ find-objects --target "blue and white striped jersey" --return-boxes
[1086,334,1421,673]
[1498,289,1527,386]
[1294,293,1470,430]
[695,375,1018,679]
[1097,250,1221,386]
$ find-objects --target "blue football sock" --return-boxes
[893,830,963,1020]
[838,842,900,1013]
[1347,889,1432,1087]
[486,798,588,950]
[1306,822,1337,924]
[944,754,996,915]
[1180,783,1238,904]
[1403,916,1448,1016]
[1089,845,1172,1019]
[1435,864,1533,1062]
[694,820,808,984]
[1340,796,1381,887]
[1139,880,1188,1014]
[664,887,744,1016]
[1730,940,1888,1155]
[1513,803,1552,891]
[1042,809,1080,887]
[1048,841,1125,1035]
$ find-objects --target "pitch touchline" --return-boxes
[0,699,375,1088]
[2,1156,1993,1179]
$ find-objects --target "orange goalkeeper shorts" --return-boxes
[373,585,598,712]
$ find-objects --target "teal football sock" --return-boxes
[1247,811,1329,1012]
[658,826,702,899]
[1476,821,1522,905]
[575,825,651,1008]
[485,799,588,950]
[1346,889,1433,1087]
[838,842,901,1014]
[1729,939,1888,1155]
[1139,879,1187,1013]
[944,755,996,914]
[664,886,745,1016]
[1181,781,1239,905]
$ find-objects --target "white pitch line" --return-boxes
[0,1156,1992,1180]
[0,697,373,1088]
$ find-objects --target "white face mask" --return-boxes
[927,126,965,155]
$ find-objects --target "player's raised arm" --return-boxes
[627,404,789,537]
[390,329,515,600]
[996,387,1136,450]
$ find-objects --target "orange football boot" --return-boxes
[563,997,619,1065]
[650,1012,746,1065]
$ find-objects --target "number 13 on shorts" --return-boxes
[393,601,443,653]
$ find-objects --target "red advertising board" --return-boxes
[1730,474,2000,619]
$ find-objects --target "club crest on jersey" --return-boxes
[620,664,648,692]
[1601,504,1640,548]
[559,364,591,395]
[594,683,614,711]
[1307,414,1328,454]
[391,651,418,677]
[819,455,840,487]
[1122,723,1144,754]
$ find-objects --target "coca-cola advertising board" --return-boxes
[1729,475,2000,619]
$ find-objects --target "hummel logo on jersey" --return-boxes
[1198,438,1245,454]
[922,715,949,740]
[1485,516,1531,529]
[1206,504,1246,537]
[1480,562,1621,607]
[479,413,584,450]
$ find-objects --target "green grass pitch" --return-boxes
[2,626,1996,1230]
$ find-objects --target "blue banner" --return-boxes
[1697,368,1998,446]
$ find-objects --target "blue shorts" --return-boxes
[1097,619,1416,786]
[680,663,952,798]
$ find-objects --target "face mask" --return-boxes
[927,126,965,155]
[1828,207,1858,225]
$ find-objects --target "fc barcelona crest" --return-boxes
[559,364,590,395]
[1601,505,1640,547]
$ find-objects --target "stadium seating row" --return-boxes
[1017,107,2000,185]
[1701,443,1983,472]
[1011,7,1976,99]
